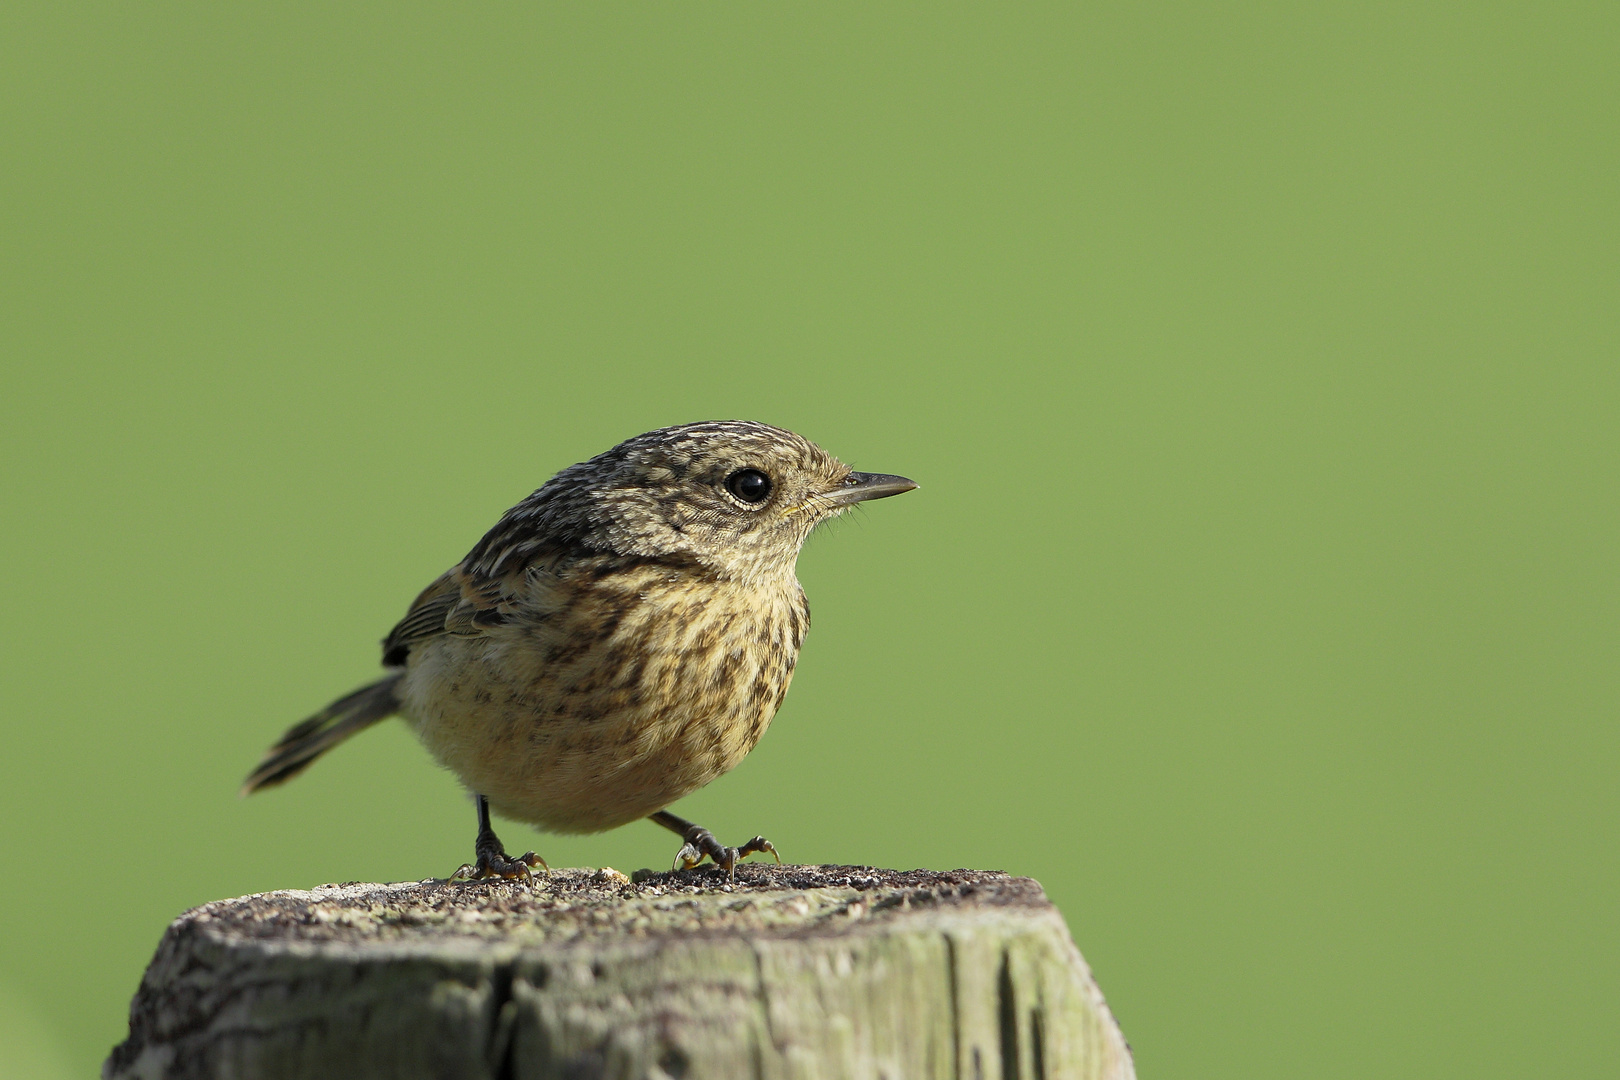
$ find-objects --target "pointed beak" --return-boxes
[821,471,919,508]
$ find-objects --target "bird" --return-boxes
[241,420,916,879]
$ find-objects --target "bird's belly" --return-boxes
[396,600,799,833]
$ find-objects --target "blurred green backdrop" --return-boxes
[2,3,1616,1078]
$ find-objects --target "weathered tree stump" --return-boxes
[106,864,1133,1080]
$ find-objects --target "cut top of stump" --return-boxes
[108,864,1134,1080]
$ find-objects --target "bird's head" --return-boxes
[478,421,916,583]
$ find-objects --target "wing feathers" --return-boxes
[380,564,528,666]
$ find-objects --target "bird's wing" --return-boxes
[380,563,528,666]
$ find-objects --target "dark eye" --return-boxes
[726,469,772,504]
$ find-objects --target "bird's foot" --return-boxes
[452,841,548,883]
[454,794,549,882]
[672,825,780,880]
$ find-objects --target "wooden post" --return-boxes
[105,865,1134,1080]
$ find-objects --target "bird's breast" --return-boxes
[399,564,809,832]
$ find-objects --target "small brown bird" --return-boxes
[242,421,916,878]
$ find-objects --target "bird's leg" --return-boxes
[452,794,548,882]
[649,810,779,880]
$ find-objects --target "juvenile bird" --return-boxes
[242,421,916,878]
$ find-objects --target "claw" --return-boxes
[737,836,780,864]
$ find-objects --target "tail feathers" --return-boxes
[240,673,404,796]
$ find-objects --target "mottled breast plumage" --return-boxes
[396,549,809,832]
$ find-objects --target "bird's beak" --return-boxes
[820,472,919,508]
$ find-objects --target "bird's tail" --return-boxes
[240,673,404,796]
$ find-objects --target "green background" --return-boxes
[2,4,1615,1077]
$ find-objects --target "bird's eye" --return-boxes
[725,469,772,504]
